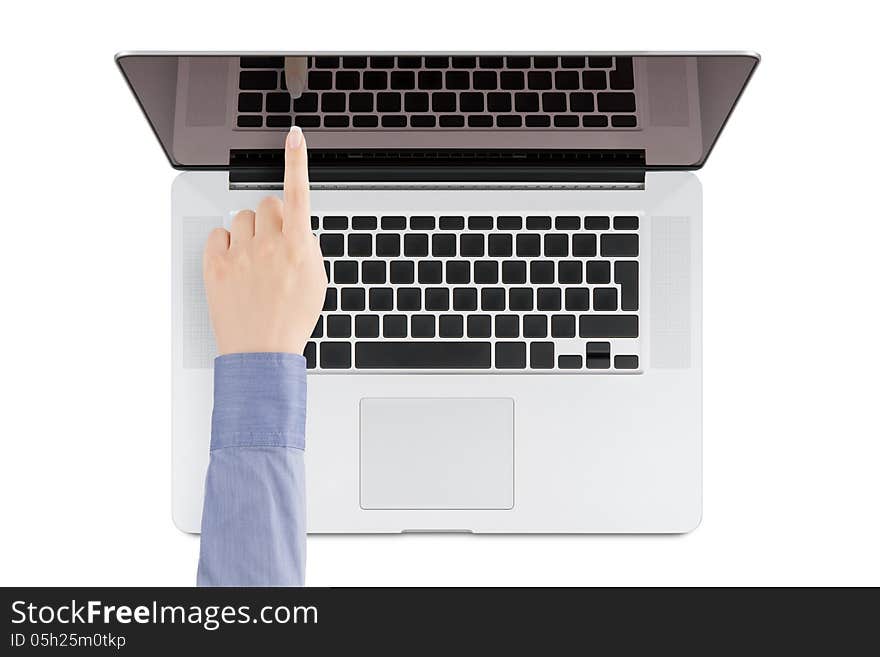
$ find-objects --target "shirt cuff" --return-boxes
[211,353,307,452]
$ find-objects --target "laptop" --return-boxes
[117,51,758,533]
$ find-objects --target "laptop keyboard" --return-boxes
[306,214,640,372]
[236,56,638,131]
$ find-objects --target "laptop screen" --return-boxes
[117,52,758,171]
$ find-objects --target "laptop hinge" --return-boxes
[227,148,646,191]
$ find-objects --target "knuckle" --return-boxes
[257,195,283,215]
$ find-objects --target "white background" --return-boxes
[1,0,877,586]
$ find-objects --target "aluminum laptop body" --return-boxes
[118,51,758,533]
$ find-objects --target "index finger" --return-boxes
[282,126,311,235]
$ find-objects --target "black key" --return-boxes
[610,57,635,90]
[515,92,539,112]
[320,234,344,257]
[614,216,639,231]
[537,287,561,311]
[446,261,470,284]
[460,92,484,112]
[390,71,415,90]
[527,71,552,89]
[615,355,639,370]
[497,115,523,127]
[240,70,277,90]
[586,341,611,369]
[310,216,319,231]
[468,216,493,230]
[404,234,429,257]
[533,56,557,69]
[381,115,407,128]
[381,215,406,230]
[314,56,339,68]
[530,261,555,284]
[570,93,595,112]
[439,315,464,338]
[453,287,478,311]
[582,115,608,127]
[323,115,349,128]
[489,234,513,257]
[586,261,611,284]
[355,342,491,369]
[601,234,639,257]
[349,92,373,112]
[558,261,583,284]
[446,71,470,89]
[473,260,499,283]
[377,92,401,112]
[481,287,505,311]
[334,260,358,284]
[530,342,555,369]
[593,287,618,311]
[584,216,610,230]
[321,92,346,112]
[554,71,579,90]
[516,234,541,257]
[432,234,456,257]
[238,92,262,112]
[323,287,337,311]
[467,115,493,128]
[362,261,386,284]
[370,56,395,69]
[324,260,331,281]
[425,56,449,68]
[579,315,639,338]
[327,314,352,338]
[418,261,442,284]
[497,216,522,230]
[526,115,549,127]
[342,56,368,68]
[508,288,534,311]
[611,115,637,128]
[363,71,387,89]
[405,92,429,112]
[294,115,320,128]
[341,288,366,311]
[551,315,576,338]
[473,71,497,89]
[460,234,485,257]
[240,56,284,68]
[597,92,636,113]
[397,287,421,310]
[397,56,422,69]
[355,315,380,338]
[369,287,394,311]
[425,288,450,311]
[523,315,548,338]
[389,261,414,284]
[304,341,317,369]
[554,115,579,127]
[468,315,492,338]
[432,92,456,112]
[561,56,586,68]
[237,115,262,128]
[558,355,583,369]
[542,92,566,112]
[307,71,333,91]
[353,215,378,230]
[495,342,526,369]
[478,56,503,68]
[376,234,401,257]
[311,317,324,339]
[439,115,465,127]
[615,261,639,311]
[410,216,435,230]
[348,234,372,257]
[502,260,526,284]
[506,56,531,69]
[565,288,590,311]
[500,71,524,90]
[544,235,569,257]
[323,215,348,230]
[582,71,607,90]
[383,315,408,338]
[353,115,379,127]
[555,216,580,230]
[410,115,437,127]
[439,215,465,230]
[321,342,351,369]
[451,56,477,69]
[589,56,613,68]
[411,314,436,338]
[572,234,597,257]
[495,315,519,338]
[418,71,443,90]
[526,215,551,230]
[336,71,360,90]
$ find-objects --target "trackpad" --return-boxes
[360,398,514,510]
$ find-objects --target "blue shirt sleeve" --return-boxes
[197,353,307,587]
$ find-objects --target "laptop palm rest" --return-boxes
[359,398,514,510]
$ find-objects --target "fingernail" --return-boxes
[287,126,303,150]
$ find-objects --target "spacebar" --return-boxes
[355,342,491,369]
